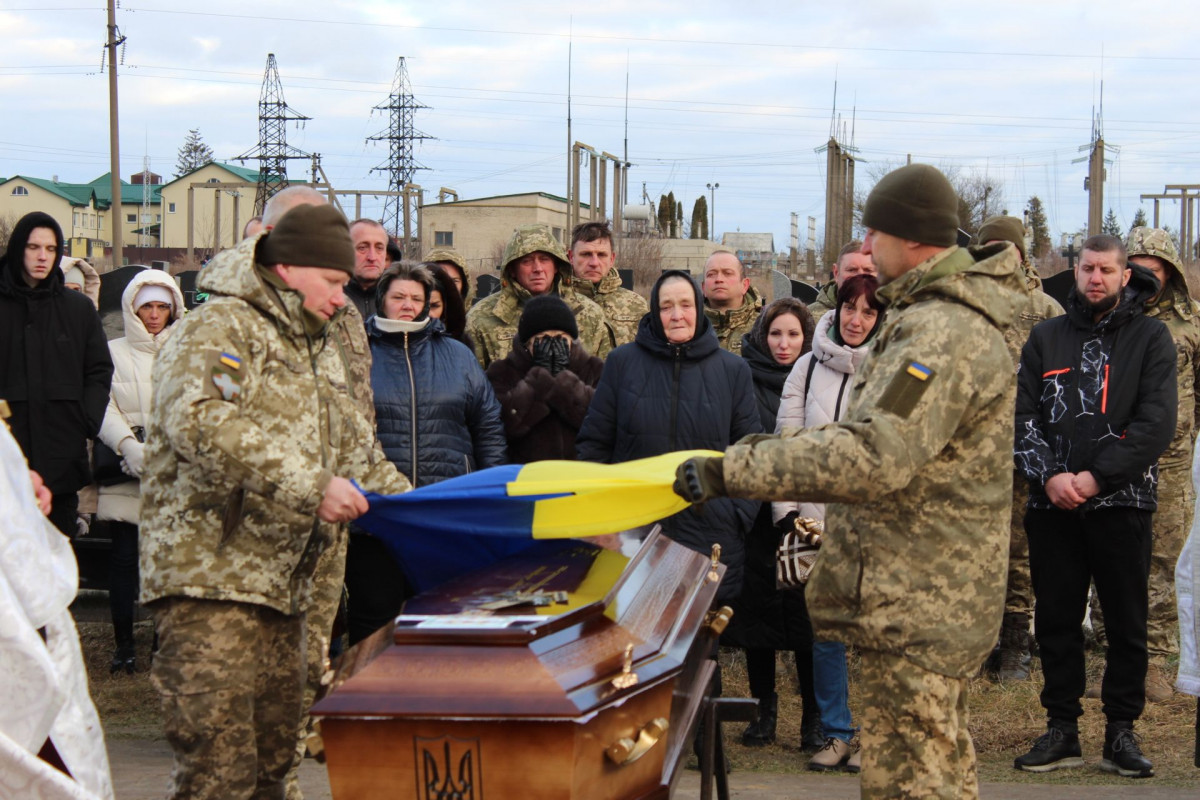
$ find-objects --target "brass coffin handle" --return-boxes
[705,606,733,635]
[606,718,670,766]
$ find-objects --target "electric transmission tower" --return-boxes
[235,53,311,214]
[368,57,433,245]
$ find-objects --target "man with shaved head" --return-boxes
[702,250,762,355]
[808,240,878,320]
[347,218,391,320]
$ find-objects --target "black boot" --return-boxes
[110,615,135,675]
[996,611,1032,681]
[1014,719,1083,772]
[741,693,777,746]
[1100,720,1153,778]
[799,699,824,752]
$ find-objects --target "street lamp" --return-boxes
[706,182,719,241]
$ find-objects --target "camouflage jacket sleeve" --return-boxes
[155,310,330,514]
[724,303,1008,503]
[464,313,491,368]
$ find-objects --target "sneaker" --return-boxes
[1013,722,1084,773]
[1144,664,1174,703]
[844,740,861,774]
[808,737,852,772]
[1099,721,1153,778]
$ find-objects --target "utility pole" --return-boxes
[105,0,125,267]
[1141,185,1200,263]
[707,182,719,241]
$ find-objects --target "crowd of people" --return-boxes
[1,161,1198,799]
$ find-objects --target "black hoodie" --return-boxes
[576,270,762,600]
[1015,264,1177,511]
[0,212,113,494]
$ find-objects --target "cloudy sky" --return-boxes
[3,1,1198,249]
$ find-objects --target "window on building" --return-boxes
[434,231,454,247]
[74,212,80,227]
[126,213,136,224]
[552,227,564,243]
[10,186,29,196]
[156,214,162,222]
[168,202,176,214]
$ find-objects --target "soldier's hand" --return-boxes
[1045,472,1085,511]
[317,477,369,524]
[673,456,726,504]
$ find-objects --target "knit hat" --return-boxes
[257,204,354,275]
[862,164,959,247]
[977,215,1027,259]
[134,283,175,310]
[62,262,85,288]
[518,295,578,343]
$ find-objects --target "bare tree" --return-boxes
[615,236,666,295]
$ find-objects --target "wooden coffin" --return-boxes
[312,527,726,800]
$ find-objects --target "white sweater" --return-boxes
[772,311,873,523]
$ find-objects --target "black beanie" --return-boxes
[518,295,578,343]
[257,204,355,275]
[862,164,959,247]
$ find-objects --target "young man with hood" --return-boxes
[140,203,410,798]
[1126,226,1200,702]
[1012,235,1176,778]
[0,211,113,538]
[568,221,648,347]
[465,223,614,368]
[701,250,763,355]
[673,163,1028,799]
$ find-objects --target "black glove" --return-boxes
[673,456,727,504]
[531,337,556,372]
[774,510,799,535]
[545,336,571,376]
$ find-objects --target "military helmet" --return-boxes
[424,247,467,272]
[501,224,570,276]
[1126,226,1182,275]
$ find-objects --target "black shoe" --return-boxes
[798,705,824,752]
[1014,721,1084,773]
[110,644,135,675]
[1099,721,1153,778]
[740,695,777,746]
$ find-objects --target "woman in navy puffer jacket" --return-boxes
[345,262,506,643]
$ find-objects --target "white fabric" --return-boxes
[96,269,185,523]
[0,424,113,799]
[373,315,430,334]
[1176,433,1200,696]
[772,311,872,522]
[132,283,174,311]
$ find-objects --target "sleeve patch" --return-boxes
[204,350,244,402]
[879,361,936,419]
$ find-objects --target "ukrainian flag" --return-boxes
[355,450,720,591]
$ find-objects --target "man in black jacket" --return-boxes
[0,211,113,537]
[1013,234,1176,779]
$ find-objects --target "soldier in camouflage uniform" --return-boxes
[425,246,472,306]
[141,204,409,799]
[568,221,649,346]
[702,250,763,355]
[976,215,1065,681]
[1127,226,1200,700]
[807,240,876,321]
[465,223,615,368]
[675,164,1027,798]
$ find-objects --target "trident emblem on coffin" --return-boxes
[415,736,481,800]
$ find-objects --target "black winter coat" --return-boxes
[0,229,113,495]
[576,285,762,602]
[721,336,812,650]
[485,339,604,463]
[368,317,506,486]
[1016,265,1177,511]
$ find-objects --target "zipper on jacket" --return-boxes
[403,331,419,484]
[669,346,682,451]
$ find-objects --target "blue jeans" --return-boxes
[813,639,855,741]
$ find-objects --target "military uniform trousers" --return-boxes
[1026,506,1152,723]
[1148,460,1194,662]
[1005,476,1032,619]
[150,597,306,800]
[857,650,976,800]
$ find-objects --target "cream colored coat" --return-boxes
[96,270,185,524]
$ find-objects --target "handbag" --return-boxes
[776,516,824,590]
[92,426,144,487]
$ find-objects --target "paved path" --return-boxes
[107,737,1197,799]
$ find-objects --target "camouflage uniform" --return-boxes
[723,244,1025,798]
[464,225,615,367]
[807,279,838,321]
[703,285,764,355]
[425,246,472,305]
[574,266,648,346]
[1128,227,1200,664]
[141,236,409,798]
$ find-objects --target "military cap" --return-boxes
[977,215,1027,259]
[1126,226,1183,275]
[501,224,570,275]
[424,247,467,272]
[862,164,959,247]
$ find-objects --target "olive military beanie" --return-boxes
[257,204,355,275]
[977,215,1027,260]
[862,164,959,247]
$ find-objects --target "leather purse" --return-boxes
[776,516,824,590]
[92,426,144,486]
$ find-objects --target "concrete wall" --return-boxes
[420,194,572,273]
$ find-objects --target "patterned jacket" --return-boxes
[723,244,1026,677]
[703,286,764,355]
[139,237,409,615]
[574,267,649,347]
[807,279,838,321]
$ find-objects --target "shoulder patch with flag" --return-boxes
[880,360,936,418]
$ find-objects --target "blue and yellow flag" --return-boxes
[355,450,719,591]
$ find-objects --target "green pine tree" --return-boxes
[691,196,709,240]
[1026,196,1051,261]
[175,128,214,178]
[1102,208,1123,237]
[1130,208,1149,232]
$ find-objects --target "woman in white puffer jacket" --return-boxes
[773,273,885,772]
[96,269,185,674]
